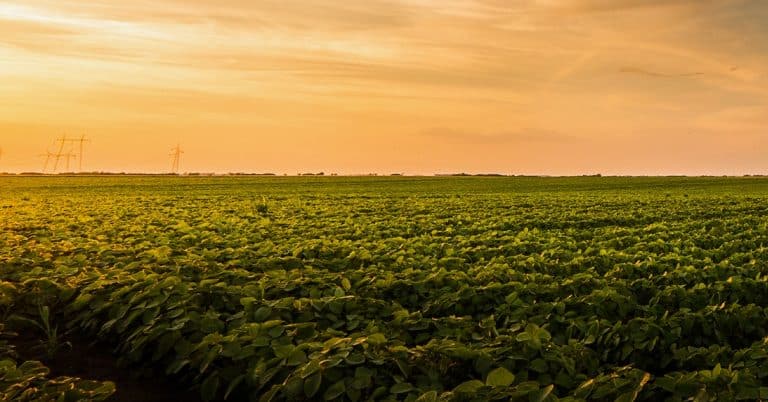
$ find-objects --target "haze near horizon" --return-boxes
[1,0,767,175]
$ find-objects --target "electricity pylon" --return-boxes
[41,134,89,173]
[39,151,55,173]
[62,152,77,172]
[170,144,183,174]
[58,135,90,172]
[68,135,89,172]
[39,150,76,173]
[52,135,68,173]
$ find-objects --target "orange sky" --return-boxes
[1,0,767,175]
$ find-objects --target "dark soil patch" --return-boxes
[12,330,202,402]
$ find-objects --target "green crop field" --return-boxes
[3,176,768,401]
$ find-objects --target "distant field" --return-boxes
[3,176,768,401]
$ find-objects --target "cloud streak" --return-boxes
[619,67,705,78]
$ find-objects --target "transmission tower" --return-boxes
[41,134,89,173]
[68,135,89,171]
[59,135,90,172]
[62,152,77,172]
[170,144,183,174]
[52,135,68,173]
[39,151,55,173]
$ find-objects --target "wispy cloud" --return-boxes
[531,0,717,13]
[619,67,705,78]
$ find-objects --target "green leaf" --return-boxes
[615,391,637,402]
[655,377,676,392]
[530,359,549,373]
[390,382,414,394]
[347,388,362,402]
[224,374,246,400]
[345,353,365,365]
[284,375,304,397]
[268,325,285,338]
[454,380,485,394]
[352,367,373,389]
[166,359,190,375]
[304,372,322,398]
[96,381,117,397]
[71,293,94,310]
[259,385,280,402]
[253,336,271,347]
[286,349,308,366]
[222,342,242,358]
[416,391,438,402]
[532,384,555,402]
[301,360,322,379]
[324,380,346,400]
[273,344,294,359]
[486,367,515,387]
[366,333,387,346]
[200,374,220,401]
[239,297,257,308]
[341,278,352,291]
[254,306,272,322]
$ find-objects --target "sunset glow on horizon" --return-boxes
[1,0,767,175]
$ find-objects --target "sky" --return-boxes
[0,0,767,175]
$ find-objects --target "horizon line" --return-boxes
[2,172,768,178]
